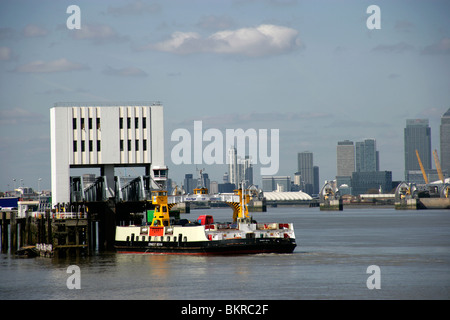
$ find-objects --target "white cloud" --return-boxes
[15,58,88,73]
[148,24,302,57]
[152,31,202,54]
[210,24,301,56]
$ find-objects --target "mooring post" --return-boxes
[105,211,116,251]
[46,210,52,245]
[1,211,7,253]
[11,211,17,254]
[38,215,45,244]
[25,211,31,245]
[19,216,25,248]
[75,222,80,256]
[87,210,91,256]
[92,220,97,252]
[37,216,41,244]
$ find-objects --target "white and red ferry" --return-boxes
[115,188,296,255]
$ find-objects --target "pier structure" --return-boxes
[47,102,168,253]
[1,208,95,257]
[395,181,450,210]
[319,181,343,211]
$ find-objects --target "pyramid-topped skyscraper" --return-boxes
[440,108,450,176]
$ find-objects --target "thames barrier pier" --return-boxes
[319,181,343,211]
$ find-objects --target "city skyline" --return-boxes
[1,1,450,191]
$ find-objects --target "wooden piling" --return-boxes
[0,208,102,257]
[10,211,17,254]
[37,216,43,244]
[46,211,52,245]
[87,211,91,256]
[25,211,31,245]
[92,220,97,252]
[1,212,7,253]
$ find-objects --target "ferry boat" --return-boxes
[114,187,296,255]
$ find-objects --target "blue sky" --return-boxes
[1,0,449,192]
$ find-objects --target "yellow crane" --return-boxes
[415,149,429,184]
[433,149,445,183]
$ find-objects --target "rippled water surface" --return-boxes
[1,207,449,299]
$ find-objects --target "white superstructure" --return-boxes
[50,102,165,206]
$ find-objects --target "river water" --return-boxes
[1,207,449,300]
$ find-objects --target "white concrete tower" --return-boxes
[50,102,166,206]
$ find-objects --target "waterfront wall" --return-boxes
[1,210,97,256]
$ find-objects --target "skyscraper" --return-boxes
[228,147,238,186]
[355,139,379,172]
[298,151,314,195]
[183,174,195,194]
[228,147,253,187]
[240,156,253,186]
[404,119,431,181]
[336,140,355,176]
[440,108,450,176]
[223,172,229,184]
[336,140,354,193]
[313,165,320,195]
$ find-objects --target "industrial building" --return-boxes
[262,176,291,192]
[50,102,166,206]
[351,171,393,195]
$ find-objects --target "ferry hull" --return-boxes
[115,238,296,255]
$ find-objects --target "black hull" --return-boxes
[115,238,296,255]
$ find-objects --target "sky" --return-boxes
[0,0,449,192]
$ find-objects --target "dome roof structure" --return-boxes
[263,191,312,201]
